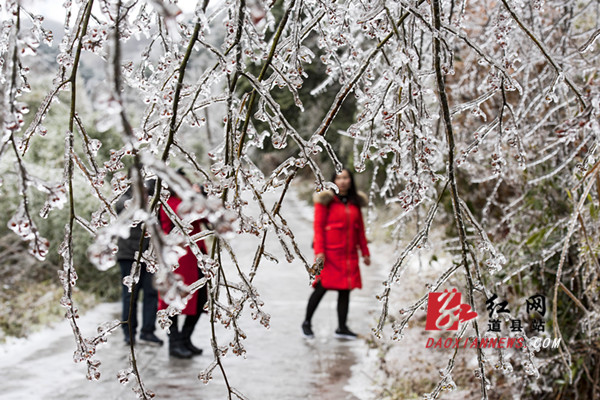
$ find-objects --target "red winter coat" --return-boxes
[158,195,207,315]
[313,191,370,290]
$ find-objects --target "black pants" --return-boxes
[120,260,158,337]
[168,283,208,344]
[304,281,350,329]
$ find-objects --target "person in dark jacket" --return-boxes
[116,179,163,346]
[302,168,371,339]
[158,179,209,358]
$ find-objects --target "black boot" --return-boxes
[183,337,203,355]
[181,316,203,355]
[169,340,193,359]
[168,318,193,359]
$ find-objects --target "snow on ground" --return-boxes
[0,189,379,399]
[0,188,476,399]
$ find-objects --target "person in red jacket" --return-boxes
[302,168,371,339]
[158,179,208,358]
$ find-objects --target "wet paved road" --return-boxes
[0,189,386,400]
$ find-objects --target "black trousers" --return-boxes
[304,281,350,329]
[168,282,208,344]
[120,260,158,337]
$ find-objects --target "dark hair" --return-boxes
[173,167,207,198]
[166,167,188,196]
[330,168,361,207]
[125,166,156,198]
[176,167,186,177]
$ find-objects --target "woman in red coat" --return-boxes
[302,168,371,339]
[159,182,208,358]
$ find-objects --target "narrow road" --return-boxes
[0,188,386,400]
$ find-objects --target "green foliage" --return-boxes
[455,159,600,398]
[237,33,358,176]
[0,75,126,339]
[0,279,96,340]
